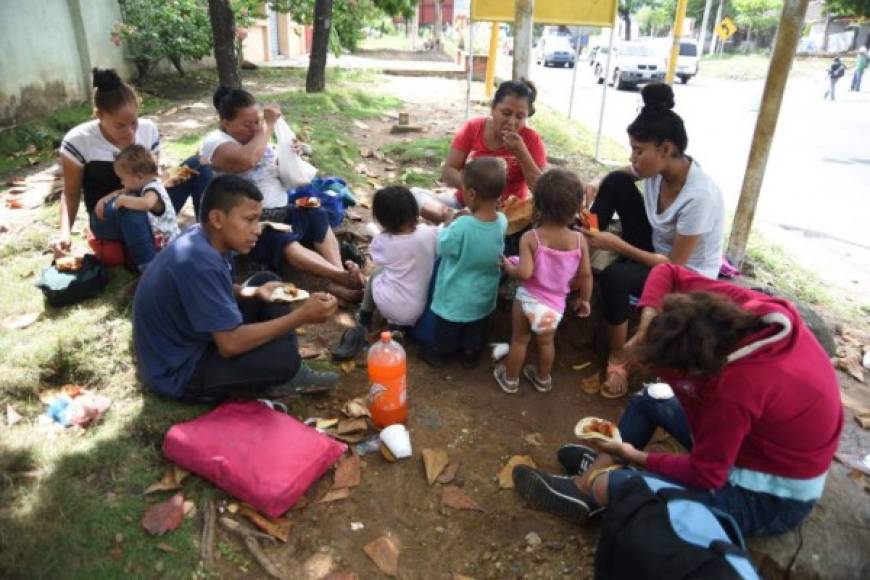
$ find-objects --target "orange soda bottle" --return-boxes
[367,331,408,428]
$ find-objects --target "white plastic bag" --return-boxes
[275,118,317,188]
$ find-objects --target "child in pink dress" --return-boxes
[496,169,593,394]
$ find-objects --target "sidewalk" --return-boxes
[261,52,465,75]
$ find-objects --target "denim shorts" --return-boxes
[251,206,330,270]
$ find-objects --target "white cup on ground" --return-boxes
[379,424,412,459]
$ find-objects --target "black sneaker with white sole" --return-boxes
[512,465,599,524]
[556,444,598,475]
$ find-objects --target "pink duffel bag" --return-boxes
[163,400,346,518]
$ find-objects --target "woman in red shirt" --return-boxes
[415,79,548,223]
[513,264,843,537]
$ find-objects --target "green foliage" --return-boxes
[826,0,870,18]
[731,0,781,39]
[116,0,213,77]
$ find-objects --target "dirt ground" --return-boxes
[3,70,869,579]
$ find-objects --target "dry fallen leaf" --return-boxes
[156,542,179,553]
[498,456,537,489]
[324,571,359,580]
[319,487,351,503]
[342,397,370,418]
[6,404,22,426]
[183,500,197,519]
[6,199,23,209]
[838,352,865,383]
[359,147,373,158]
[580,376,600,395]
[141,493,185,536]
[422,448,450,486]
[441,485,483,512]
[436,462,460,485]
[145,465,190,494]
[353,120,370,130]
[363,536,399,577]
[238,504,292,543]
[299,345,327,359]
[524,433,544,447]
[855,410,870,430]
[333,453,361,489]
[337,417,367,435]
[339,360,356,374]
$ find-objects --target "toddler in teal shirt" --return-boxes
[425,157,508,367]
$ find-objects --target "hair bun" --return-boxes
[213,85,232,111]
[641,83,675,113]
[92,68,122,92]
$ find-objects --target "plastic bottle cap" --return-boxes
[380,331,392,342]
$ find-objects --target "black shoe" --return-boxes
[266,364,338,397]
[512,465,595,523]
[556,444,598,475]
[332,324,367,360]
[461,348,483,369]
[418,347,445,367]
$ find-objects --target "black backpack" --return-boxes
[595,474,759,580]
[36,254,109,307]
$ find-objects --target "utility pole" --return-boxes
[710,0,725,55]
[513,0,534,80]
[665,0,689,84]
[726,0,810,268]
[698,0,714,56]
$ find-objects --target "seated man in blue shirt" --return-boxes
[133,174,339,403]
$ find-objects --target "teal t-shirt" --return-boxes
[432,213,507,323]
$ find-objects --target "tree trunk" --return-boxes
[306,0,333,93]
[821,15,832,53]
[434,0,443,49]
[624,14,632,41]
[513,0,534,81]
[170,54,185,75]
[410,4,419,50]
[208,0,241,88]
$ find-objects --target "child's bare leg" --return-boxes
[505,300,531,381]
[535,331,556,379]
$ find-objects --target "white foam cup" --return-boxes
[646,382,674,400]
[379,424,412,459]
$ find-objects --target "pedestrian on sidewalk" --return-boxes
[824,56,846,100]
[851,47,868,92]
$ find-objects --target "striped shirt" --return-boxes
[59,119,160,214]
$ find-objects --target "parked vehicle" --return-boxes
[594,42,666,90]
[536,36,576,68]
[646,37,700,83]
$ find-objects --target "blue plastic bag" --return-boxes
[288,177,357,228]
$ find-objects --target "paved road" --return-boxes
[509,57,870,306]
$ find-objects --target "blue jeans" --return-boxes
[89,198,155,268]
[610,389,815,537]
[166,155,213,218]
[851,68,865,91]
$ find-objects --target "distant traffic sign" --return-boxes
[715,17,737,42]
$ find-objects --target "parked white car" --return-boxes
[536,36,576,68]
[646,37,700,83]
[594,42,666,90]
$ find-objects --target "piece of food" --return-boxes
[284,283,298,297]
[581,210,599,232]
[574,417,622,443]
[162,165,199,187]
[56,256,84,272]
[261,221,292,233]
[295,197,322,209]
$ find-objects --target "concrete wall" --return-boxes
[241,12,307,63]
[0,0,132,126]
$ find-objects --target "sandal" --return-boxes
[601,359,628,399]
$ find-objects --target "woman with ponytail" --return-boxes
[200,86,364,303]
[581,83,725,398]
[53,68,209,270]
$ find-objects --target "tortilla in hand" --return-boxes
[574,417,622,443]
[503,195,533,236]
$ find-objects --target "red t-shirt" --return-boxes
[450,117,547,206]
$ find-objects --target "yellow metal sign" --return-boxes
[471,0,617,28]
[715,17,738,42]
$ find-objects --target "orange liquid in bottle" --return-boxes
[367,332,408,428]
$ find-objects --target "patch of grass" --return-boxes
[698,54,832,82]
[160,131,205,162]
[271,87,402,185]
[382,136,450,166]
[745,232,832,306]
[532,107,629,182]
